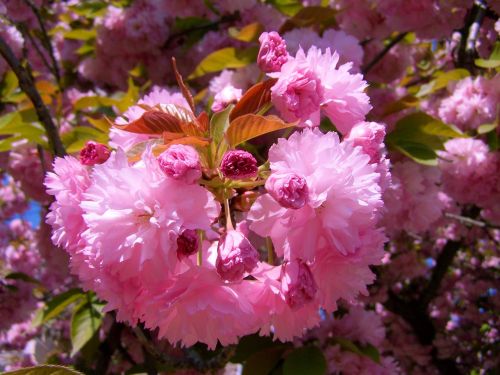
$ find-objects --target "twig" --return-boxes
[420,241,461,307]
[362,32,408,75]
[0,35,66,156]
[22,0,62,87]
[456,0,487,70]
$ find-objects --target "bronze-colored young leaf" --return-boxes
[172,57,196,113]
[226,114,295,147]
[279,6,337,33]
[165,135,210,148]
[230,79,277,122]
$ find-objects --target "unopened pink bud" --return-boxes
[281,260,317,310]
[266,172,308,209]
[177,229,199,259]
[80,141,111,166]
[257,31,289,73]
[216,230,259,281]
[220,150,258,180]
[158,144,202,184]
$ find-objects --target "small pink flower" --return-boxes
[265,172,309,209]
[258,31,288,73]
[216,230,259,281]
[80,141,111,166]
[176,229,199,259]
[281,259,317,310]
[211,85,243,112]
[220,150,258,179]
[157,144,202,184]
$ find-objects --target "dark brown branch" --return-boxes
[420,240,461,308]
[384,240,463,375]
[0,35,66,156]
[456,0,487,71]
[22,0,61,86]
[362,32,408,75]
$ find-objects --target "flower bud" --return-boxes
[281,260,317,310]
[80,141,111,166]
[346,122,385,163]
[265,172,308,209]
[177,229,199,259]
[216,230,259,281]
[158,144,202,184]
[257,31,288,73]
[211,85,242,112]
[220,150,258,180]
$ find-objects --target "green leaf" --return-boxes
[70,298,104,356]
[228,23,263,42]
[477,123,497,134]
[283,346,327,375]
[243,346,288,375]
[486,130,499,151]
[73,96,121,111]
[0,70,19,100]
[188,47,258,80]
[210,104,233,145]
[386,112,466,165]
[33,288,85,327]
[2,365,84,375]
[68,1,108,18]
[63,29,97,41]
[231,333,281,363]
[267,0,303,16]
[5,272,40,285]
[333,338,381,364]
[279,6,337,33]
[62,126,109,153]
[416,69,470,97]
[475,41,500,69]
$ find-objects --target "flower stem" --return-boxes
[196,230,203,266]
[266,237,274,265]
[224,198,234,230]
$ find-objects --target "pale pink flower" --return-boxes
[80,149,220,283]
[211,85,243,112]
[438,76,500,131]
[383,161,444,234]
[438,138,499,208]
[284,28,363,71]
[141,266,257,349]
[45,156,91,253]
[249,128,383,261]
[270,46,371,132]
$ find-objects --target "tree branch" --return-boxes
[22,0,62,87]
[362,32,408,75]
[456,0,487,71]
[0,35,66,156]
[384,240,463,375]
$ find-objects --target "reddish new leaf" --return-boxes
[230,79,276,122]
[226,114,296,147]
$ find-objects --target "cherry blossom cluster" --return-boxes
[44,30,389,349]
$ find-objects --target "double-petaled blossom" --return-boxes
[269,46,371,132]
